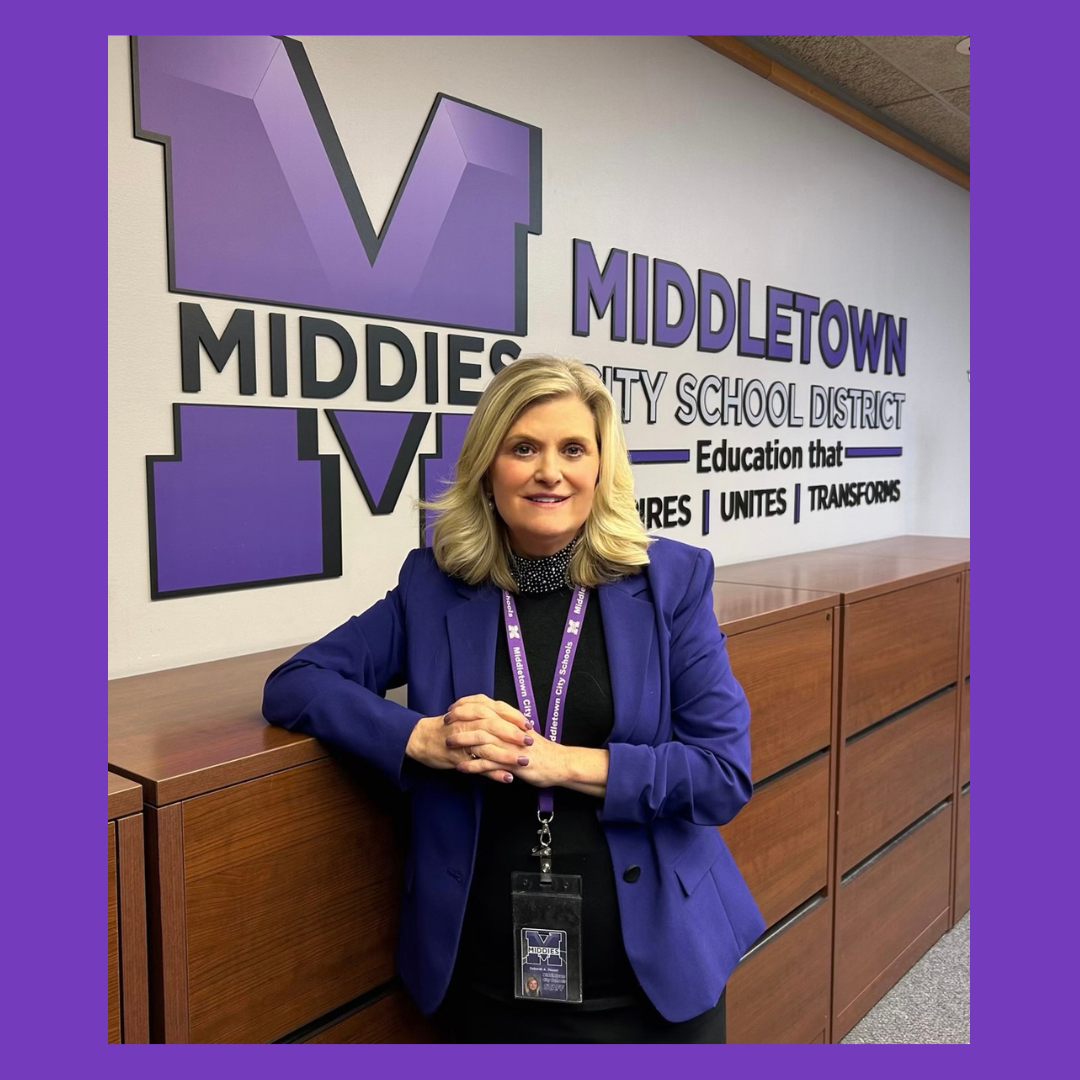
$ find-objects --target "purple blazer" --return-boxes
[263,536,765,1022]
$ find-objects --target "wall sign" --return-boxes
[131,34,908,600]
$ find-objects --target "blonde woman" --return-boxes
[264,357,763,1043]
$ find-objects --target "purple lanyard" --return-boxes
[501,584,591,817]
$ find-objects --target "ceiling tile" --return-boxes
[763,35,926,108]
[940,85,970,117]
[859,35,970,96]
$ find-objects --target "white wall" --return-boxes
[108,35,969,677]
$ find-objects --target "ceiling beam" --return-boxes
[693,36,969,192]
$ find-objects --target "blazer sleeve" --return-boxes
[601,547,754,826]
[262,549,426,789]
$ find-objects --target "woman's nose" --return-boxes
[534,450,561,483]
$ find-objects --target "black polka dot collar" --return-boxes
[509,536,579,594]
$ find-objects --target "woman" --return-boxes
[263,356,764,1043]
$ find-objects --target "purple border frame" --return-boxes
[24,0,1050,1066]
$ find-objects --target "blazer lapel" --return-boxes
[445,584,501,702]
[598,572,657,744]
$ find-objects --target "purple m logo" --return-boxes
[132,36,542,334]
[523,930,565,967]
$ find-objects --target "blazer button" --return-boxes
[623,865,641,883]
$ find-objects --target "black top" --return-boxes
[453,584,638,1001]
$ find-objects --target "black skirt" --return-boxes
[435,981,726,1044]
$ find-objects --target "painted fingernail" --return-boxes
[523,736,534,746]
[525,719,534,730]
[443,714,452,724]
[445,737,455,747]
[517,756,530,766]
[503,773,514,783]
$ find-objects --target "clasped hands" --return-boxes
[405,694,564,787]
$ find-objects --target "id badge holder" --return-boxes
[511,871,583,1003]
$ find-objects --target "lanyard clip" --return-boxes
[533,813,554,882]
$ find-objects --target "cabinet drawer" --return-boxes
[304,989,439,1043]
[963,571,970,680]
[839,689,956,872]
[727,897,831,1044]
[720,753,830,928]
[955,787,970,919]
[842,575,961,737]
[959,680,970,788]
[834,803,952,1039]
[182,759,402,1043]
[727,609,834,782]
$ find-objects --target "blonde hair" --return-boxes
[425,356,651,590]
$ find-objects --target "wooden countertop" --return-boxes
[108,645,324,807]
[822,534,969,567]
[715,549,966,604]
[714,582,838,636]
[108,770,143,820]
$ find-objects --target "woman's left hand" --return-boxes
[508,736,609,798]
[500,728,568,788]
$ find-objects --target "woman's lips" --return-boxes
[524,494,569,504]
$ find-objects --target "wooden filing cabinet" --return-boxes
[109,771,149,1043]
[109,647,409,1043]
[717,536,968,1041]
[713,583,839,1043]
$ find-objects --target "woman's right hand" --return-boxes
[405,695,535,783]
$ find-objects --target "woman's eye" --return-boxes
[512,443,535,456]
[564,444,584,458]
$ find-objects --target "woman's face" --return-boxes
[488,395,600,558]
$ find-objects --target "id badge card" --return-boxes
[511,871,583,1003]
